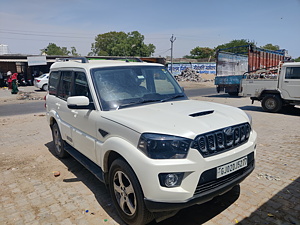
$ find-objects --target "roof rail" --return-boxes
[55,57,89,63]
[86,56,143,62]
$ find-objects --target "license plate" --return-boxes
[217,156,247,178]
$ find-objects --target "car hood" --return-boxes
[101,100,249,139]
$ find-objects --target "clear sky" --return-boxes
[1,0,300,58]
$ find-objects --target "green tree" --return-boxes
[90,31,155,57]
[189,47,214,59]
[215,39,256,54]
[294,57,300,62]
[261,43,280,51]
[70,47,80,56]
[41,43,71,55]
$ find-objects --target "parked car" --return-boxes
[34,73,49,91]
[46,57,257,225]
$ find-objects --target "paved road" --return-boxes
[0,92,299,225]
[0,101,46,117]
[0,87,217,117]
[184,87,217,97]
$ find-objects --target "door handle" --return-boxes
[284,81,289,83]
[71,110,78,117]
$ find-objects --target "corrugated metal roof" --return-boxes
[0,59,28,62]
[0,59,56,63]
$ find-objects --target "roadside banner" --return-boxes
[27,56,47,66]
[168,63,216,76]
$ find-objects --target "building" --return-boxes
[0,55,166,85]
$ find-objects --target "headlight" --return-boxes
[246,112,252,125]
[138,133,192,159]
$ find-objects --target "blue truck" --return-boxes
[215,45,286,96]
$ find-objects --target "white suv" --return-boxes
[46,57,257,225]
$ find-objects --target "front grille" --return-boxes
[192,123,251,157]
[193,152,254,197]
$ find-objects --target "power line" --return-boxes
[0,30,93,39]
[154,48,171,55]
[0,28,96,36]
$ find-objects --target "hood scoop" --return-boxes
[189,110,214,117]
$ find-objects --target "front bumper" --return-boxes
[144,152,255,212]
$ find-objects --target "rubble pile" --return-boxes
[175,68,203,82]
[17,92,44,100]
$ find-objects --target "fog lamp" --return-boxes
[159,173,184,188]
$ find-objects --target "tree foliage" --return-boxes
[214,39,256,55]
[295,57,300,62]
[186,47,214,59]
[90,31,155,57]
[260,43,280,51]
[41,43,79,56]
[70,47,80,56]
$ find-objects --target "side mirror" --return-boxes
[67,96,93,109]
[181,86,185,92]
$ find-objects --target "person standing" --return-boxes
[11,73,19,94]
[7,71,12,89]
[0,71,4,87]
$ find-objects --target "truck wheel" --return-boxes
[228,92,238,96]
[108,158,153,225]
[261,95,282,113]
[51,123,69,158]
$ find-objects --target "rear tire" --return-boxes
[228,92,238,96]
[108,159,153,225]
[51,123,68,158]
[42,84,48,91]
[261,95,282,112]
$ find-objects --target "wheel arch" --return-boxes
[259,90,281,100]
[103,150,125,184]
[49,116,57,127]
[101,144,147,193]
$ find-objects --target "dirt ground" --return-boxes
[0,83,299,225]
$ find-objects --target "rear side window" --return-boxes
[48,71,60,95]
[285,67,300,79]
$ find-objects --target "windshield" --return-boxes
[38,74,48,79]
[91,65,186,110]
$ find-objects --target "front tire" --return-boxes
[108,159,153,225]
[51,123,68,158]
[261,95,282,112]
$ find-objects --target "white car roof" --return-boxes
[50,59,163,70]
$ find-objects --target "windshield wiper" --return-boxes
[116,94,185,109]
[161,94,185,102]
[117,99,161,110]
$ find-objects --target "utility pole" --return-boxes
[170,34,176,74]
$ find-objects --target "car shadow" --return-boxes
[45,141,241,225]
[203,93,243,98]
[45,141,127,225]
[150,185,240,224]
[238,177,300,225]
[239,105,300,116]
[34,89,46,92]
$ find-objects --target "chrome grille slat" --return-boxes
[192,123,251,157]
